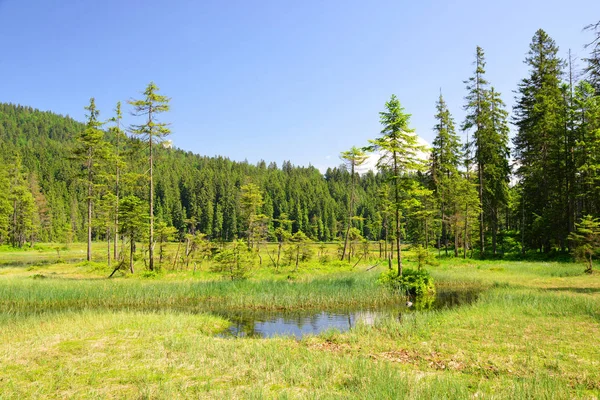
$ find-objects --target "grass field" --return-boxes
[0,242,599,399]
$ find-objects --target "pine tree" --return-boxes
[129,82,171,271]
[367,95,426,276]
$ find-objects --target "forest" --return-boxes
[1,26,600,272]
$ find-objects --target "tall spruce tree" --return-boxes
[430,92,462,256]
[584,20,600,93]
[573,81,600,217]
[487,87,511,255]
[129,82,171,271]
[73,98,107,261]
[513,29,567,252]
[463,47,512,257]
[462,47,489,257]
[367,95,426,276]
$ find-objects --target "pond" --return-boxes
[217,288,480,338]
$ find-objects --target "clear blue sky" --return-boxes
[1,0,598,171]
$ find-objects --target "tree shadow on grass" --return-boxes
[543,287,600,294]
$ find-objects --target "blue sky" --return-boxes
[1,0,598,171]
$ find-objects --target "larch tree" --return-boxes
[128,82,171,271]
[367,95,426,277]
[109,101,126,261]
[340,146,368,261]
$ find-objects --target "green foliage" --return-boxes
[410,245,438,270]
[463,47,511,257]
[129,82,171,271]
[568,215,600,273]
[513,30,569,253]
[213,239,253,280]
[366,95,427,276]
[378,267,436,298]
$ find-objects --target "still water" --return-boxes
[217,288,479,339]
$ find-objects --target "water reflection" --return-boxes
[217,288,479,339]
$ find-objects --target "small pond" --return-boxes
[217,288,480,338]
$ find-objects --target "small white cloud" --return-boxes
[358,134,430,174]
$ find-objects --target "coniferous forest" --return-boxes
[2,26,599,263]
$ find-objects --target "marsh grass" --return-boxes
[0,273,398,318]
[1,244,600,398]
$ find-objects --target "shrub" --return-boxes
[378,268,436,297]
[213,240,253,280]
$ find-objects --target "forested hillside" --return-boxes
[0,102,389,244]
[0,24,599,262]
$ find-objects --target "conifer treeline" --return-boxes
[0,25,599,258]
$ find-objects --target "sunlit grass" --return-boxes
[1,243,599,398]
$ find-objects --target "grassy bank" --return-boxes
[0,244,599,398]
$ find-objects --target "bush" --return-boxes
[378,268,436,297]
[212,240,253,280]
[141,270,161,279]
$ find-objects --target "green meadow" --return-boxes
[0,243,599,399]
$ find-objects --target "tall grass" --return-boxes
[0,274,399,318]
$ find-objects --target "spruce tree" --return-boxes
[462,46,489,257]
[462,47,510,257]
[367,95,426,276]
[73,98,108,261]
[486,87,511,255]
[584,20,600,93]
[513,30,566,252]
[573,81,600,217]
[430,92,461,256]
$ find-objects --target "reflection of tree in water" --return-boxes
[216,288,481,338]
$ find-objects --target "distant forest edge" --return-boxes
[0,25,599,261]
